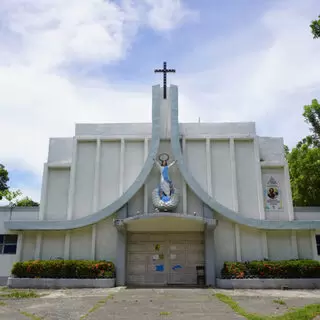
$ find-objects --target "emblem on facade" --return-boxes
[152,154,179,211]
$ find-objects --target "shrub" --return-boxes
[221,259,320,279]
[11,260,115,279]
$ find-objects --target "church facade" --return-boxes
[1,83,320,286]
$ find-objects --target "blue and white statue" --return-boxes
[152,154,179,211]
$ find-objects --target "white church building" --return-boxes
[1,66,320,286]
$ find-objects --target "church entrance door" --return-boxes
[126,232,204,286]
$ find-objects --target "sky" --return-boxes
[0,0,320,203]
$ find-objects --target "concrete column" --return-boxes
[64,231,71,260]
[16,232,24,262]
[144,138,148,213]
[284,161,294,221]
[91,225,97,261]
[182,137,187,213]
[92,139,101,213]
[67,138,78,220]
[205,224,215,287]
[291,230,298,259]
[230,138,241,261]
[253,137,265,220]
[261,231,269,260]
[34,233,42,260]
[206,138,212,197]
[311,230,319,260]
[116,229,127,286]
[235,225,241,262]
[91,139,101,261]
[38,164,49,220]
[119,139,125,196]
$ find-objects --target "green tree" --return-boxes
[16,197,39,207]
[286,141,320,206]
[0,164,9,200]
[0,163,38,206]
[303,99,320,146]
[310,15,320,38]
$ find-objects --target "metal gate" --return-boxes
[126,232,204,286]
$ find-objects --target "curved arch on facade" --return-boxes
[169,84,320,230]
[5,85,162,231]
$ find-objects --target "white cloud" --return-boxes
[1,0,320,203]
[176,0,320,147]
[143,0,198,31]
[0,0,196,201]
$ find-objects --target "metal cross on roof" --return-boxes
[154,61,176,99]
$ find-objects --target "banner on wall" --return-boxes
[264,176,283,211]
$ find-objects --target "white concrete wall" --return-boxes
[211,140,233,209]
[99,141,121,210]
[124,141,144,192]
[147,166,160,213]
[296,231,313,259]
[73,142,96,218]
[214,219,236,276]
[0,207,39,221]
[41,231,65,260]
[70,226,92,260]
[180,122,256,137]
[258,137,285,162]
[45,168,70,220]
[128,188,144,217]
[235,140,260,218]
[0,211,21,277]
[48,138,73,163]
[294,208,320,221]
[239,226,264,261]
[187,186,203,216]
[75,123,152,137]
[21,232,37,261]
[75,122,256,138]
[95,217,118,262]
[267,231,293,260]
[185,140,207,191]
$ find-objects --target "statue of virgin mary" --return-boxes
[155,158,177,202]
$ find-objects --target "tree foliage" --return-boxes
[310,15,320,39]
[0,163,38,206]
[0,164,9,200]
[286,99,320,206]
[303,99,320,146]
[16,197,39,207]
[287,141,320,206]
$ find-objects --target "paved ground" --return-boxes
[0,287,319,319]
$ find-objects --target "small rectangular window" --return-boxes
[316,235,320,255]
[0,234,18,255]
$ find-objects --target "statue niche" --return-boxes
[152,153,179,212]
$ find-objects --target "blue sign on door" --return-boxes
[155,264,164,272]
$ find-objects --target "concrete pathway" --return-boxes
[0,287,319,319]
[85,288,244,320]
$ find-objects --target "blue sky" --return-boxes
[0,0,320,203]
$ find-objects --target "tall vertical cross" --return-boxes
[154,61,176,99]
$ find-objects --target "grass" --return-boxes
[160,311,171,316]
[273,299,287,306]
[20,311,43,320]
[0,290,40,299]
[215,293,320,320]
[80,294,114,319]
[0,301,6,306]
